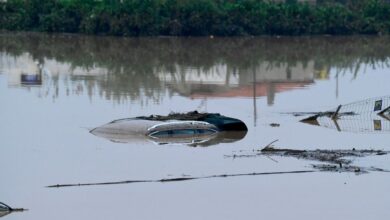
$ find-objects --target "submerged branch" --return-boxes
[260,147,387,165]
[47,170,314,188]
[311,164,390,174]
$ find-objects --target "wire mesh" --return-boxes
[331,95,390,115]
[307,96,390,133]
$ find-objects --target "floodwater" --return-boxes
[0,32,390,220]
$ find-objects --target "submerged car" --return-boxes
[90,111,247,146]
[136,111,248,131]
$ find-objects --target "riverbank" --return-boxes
[1,0,390,36]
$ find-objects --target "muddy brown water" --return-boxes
[1,32,390,220]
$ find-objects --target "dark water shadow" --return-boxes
[91,129,247,147]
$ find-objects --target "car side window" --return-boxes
[197,129,214,134]
[150,128,215,137]
[150,130,170,137]
[171,129,196,135]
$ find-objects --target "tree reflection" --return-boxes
[1,33,390,104]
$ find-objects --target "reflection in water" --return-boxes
[1,33,390,105]
[0,212,10,218]
[2,33,390,220]
[305,116,390,133]
[21,73,42,86]
[92,129,247,147]
[20,61,43,86]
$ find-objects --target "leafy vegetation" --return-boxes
[1,0,390,36]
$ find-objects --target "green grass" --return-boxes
[1,0,390,36]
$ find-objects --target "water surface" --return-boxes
[1,33,390,220]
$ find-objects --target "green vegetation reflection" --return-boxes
[1,33,390,103]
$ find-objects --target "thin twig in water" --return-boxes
[263,139,279,150]
[47,170,314,188]
[265,155,279,163]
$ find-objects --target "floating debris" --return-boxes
[226,140,389,173]
[261,146,387,165]
[48,141,389,189]
[269,123,280,127]
[300,96,390,133]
